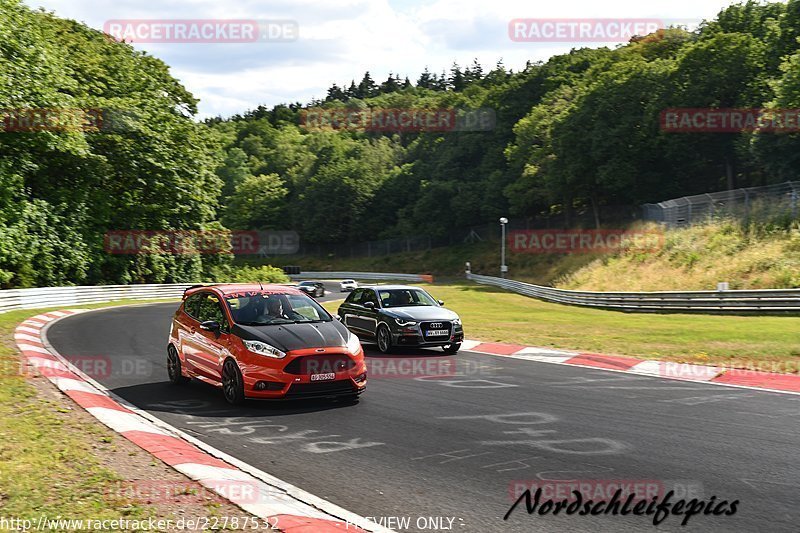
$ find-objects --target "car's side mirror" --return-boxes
[200,320,221,334]
[363,301,376,309]
[438,300,445,306]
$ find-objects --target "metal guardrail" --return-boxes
[292,272,432,283]
[0,273,434,315]
[466,273,800,314]
[0,283,194,314]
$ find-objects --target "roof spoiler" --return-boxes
[183,284,206,297]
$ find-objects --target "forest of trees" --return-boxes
[2,0,800,287]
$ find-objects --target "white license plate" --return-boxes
[310,372,336,382]
[426,329,449,337]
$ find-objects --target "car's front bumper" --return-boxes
[391,330,464,348]
[239,348,367,399]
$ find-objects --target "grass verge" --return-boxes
[0,298,249,528]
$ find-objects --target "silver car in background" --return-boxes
[340,279,358,292]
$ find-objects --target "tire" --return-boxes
[222,359,246,405]
[443,343,461,355]
[376,324,394,354]
[167,345,190,385]
[317,288,325,297]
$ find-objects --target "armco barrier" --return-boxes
[292,272,433,283]
[0,273,434,315]
[0,284,194,314]
[466,273,800,314]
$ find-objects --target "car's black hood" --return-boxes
[232,320,350,352]
[381,306,459,321]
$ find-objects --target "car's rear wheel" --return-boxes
[167,345,190,385]
[443,343,461,355]
[376,324,393,354]
[222,359,245,405]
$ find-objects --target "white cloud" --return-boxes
[24,0,732,118]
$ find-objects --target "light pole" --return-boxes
[499,217,508,278]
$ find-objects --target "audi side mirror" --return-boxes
[437,300,445,306]
[363,301,375,309]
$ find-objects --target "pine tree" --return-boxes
[326,83,346,102]
[449,62,466,91]
[380,73,400,93]
[417,67,434,89]
[356,71,378,98]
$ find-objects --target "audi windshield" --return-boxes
[378,289,439,308]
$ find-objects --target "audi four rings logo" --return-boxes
[430,323,443,328]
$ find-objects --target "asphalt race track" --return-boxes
[46,287,800,532]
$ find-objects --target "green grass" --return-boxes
[325,283,800,370]
[0,299,179,521]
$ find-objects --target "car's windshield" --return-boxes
[224,291,332,325]
[298,281,315,286]
[378,289,439,308]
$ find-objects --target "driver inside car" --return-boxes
[266,297,304,321]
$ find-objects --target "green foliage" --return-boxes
[4,0,800,289]
[0,0,223,287]
[223,265,290,284]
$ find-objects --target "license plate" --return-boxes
[310,373,336,382]
[426,329,449,337]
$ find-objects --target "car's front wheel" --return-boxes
[167,345,190,385]
[443,343,461,355]
[222,359,245,405]
[376,324,393,354]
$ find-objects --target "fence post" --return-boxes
[744,189,750,220]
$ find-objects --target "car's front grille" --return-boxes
[420,320,452,339]
[283,354,356,375]
[285,380,357,398]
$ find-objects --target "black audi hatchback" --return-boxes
[337,285,463,354]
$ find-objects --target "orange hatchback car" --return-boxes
[168,284,367,404]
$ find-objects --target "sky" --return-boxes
[23,0,740,119]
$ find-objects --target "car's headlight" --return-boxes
[394,318,418,327]
[346,333,362,354]
[242,340,286,359]
[453,318,462,326]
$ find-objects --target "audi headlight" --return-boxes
[395,318,418,327]
[346,333,362,354]
[453,318,462,326]
[242,340,286,359]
